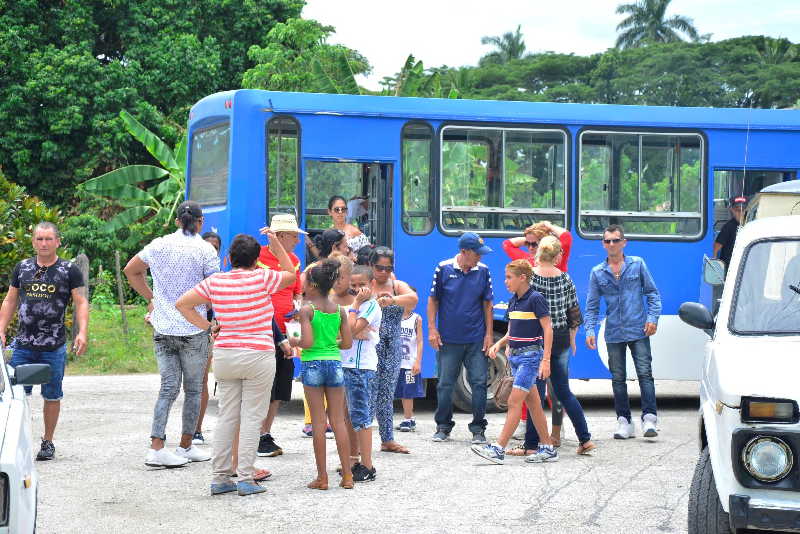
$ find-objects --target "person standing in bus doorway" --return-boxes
[584,224,662,440]
[428,232,494,444]
[124,200,219,468]
[711,196,747,314]
[0,222,89,461]
[254,214,306,458]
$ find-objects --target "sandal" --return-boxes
[380,442,410,454]
[307,477,329,490]
[254,469,272,482]
[577,441,597,455]
[506,445,535,457]
[339,475,354,489]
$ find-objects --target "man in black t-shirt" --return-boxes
[714,195,747,269]
[0,222,88,461]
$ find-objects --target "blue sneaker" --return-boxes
[432,430,450,442]
[396,419,416,432]
[237,480,267,496]
[210,482,237,495]
[525,445,559,463]
[470,443,505,464]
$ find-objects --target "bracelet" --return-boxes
[348,308,358,314]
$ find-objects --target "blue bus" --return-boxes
[186,89,800,410]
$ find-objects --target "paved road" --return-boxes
[34,375,700,534]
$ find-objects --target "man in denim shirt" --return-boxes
[584,224,662,440]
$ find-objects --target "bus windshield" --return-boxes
[731,239,800,335]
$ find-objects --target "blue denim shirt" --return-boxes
[584,255,662,343]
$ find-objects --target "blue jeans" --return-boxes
[508,349,542,392]
[343,368,377,431]
[525,331,592,447]
[10,345,67,400]
[300,360,344,388]
[434,342,488,434]
[606,337,657,422]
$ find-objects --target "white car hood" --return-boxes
[709,337,800,406]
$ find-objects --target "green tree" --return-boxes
[615,0,700,49]
[480,25,526,65]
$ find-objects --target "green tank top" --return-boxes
[301,304,342,362]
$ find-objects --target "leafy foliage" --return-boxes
[615,0,700,49]
[480,25,526,65]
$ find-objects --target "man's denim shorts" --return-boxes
[508,348,543,393]
[343,368,377,430]
[10,345,67,400]
[300,359,344,388]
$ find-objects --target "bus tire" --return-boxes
[688,448,732,534]
[452,350,508,414]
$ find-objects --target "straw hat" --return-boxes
[270,213,307,234]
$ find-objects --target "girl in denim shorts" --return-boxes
[291,259,354,490]
[471,259,558,465]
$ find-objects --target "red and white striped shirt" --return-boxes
[193,268,284,351]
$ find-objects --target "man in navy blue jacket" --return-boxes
[585,224,662,440]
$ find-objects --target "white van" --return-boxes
[680,216,800,533]
[744,181,800,223]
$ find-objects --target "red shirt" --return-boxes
[502,231,573,272]
[194,269,283,351]
[257,247,301,332]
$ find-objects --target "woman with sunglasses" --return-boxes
[328,196,370,253]
[370,247,418,454]
[501,221,572,272]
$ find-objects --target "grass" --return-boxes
[67,305,157,375]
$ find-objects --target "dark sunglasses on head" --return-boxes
[373,265,393,272]
[603,238,623,244]
[525,241,538,249]
[33,266,48,280]
[331,207,347,213]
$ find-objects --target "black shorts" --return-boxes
[270,353,294,402]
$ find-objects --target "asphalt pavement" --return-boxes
[33,375,700,534]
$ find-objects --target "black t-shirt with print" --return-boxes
[10,257,85,350]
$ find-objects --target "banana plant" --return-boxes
[81,110,187,232]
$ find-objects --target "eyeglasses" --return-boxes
[373,265,393,272]
[525,241,538,249]
[33,266,47,280]
[603,238,623,244]
[331,207,347,213]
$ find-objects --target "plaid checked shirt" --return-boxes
[531,272,579,331]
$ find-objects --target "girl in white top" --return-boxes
[394,298,424,432]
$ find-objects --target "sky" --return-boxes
[302,0,800,90]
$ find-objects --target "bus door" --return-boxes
[712,169,796,232]
[303,160,394,260]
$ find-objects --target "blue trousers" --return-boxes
[434,342,488,434]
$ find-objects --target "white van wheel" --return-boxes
[688,447,733,534]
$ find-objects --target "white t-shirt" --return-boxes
[138,229,220,336]
[399,312,420,370]
[341,299,382,370]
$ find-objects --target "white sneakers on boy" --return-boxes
[175,445,211,462]
[145,447,189,468]
[642,414,659,438]
[613,416,635,439]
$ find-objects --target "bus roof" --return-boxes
[193,89,800,131]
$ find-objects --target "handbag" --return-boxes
[492,360,514,410]
[567,305,584,330]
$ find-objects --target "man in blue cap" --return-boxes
[427,232,494,444]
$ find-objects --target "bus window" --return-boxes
[189,122,230,206]
[579,131,703,239]
[267,117,299,220]
[402,123,433,234]
[440,126,567,233]
[713,170,790,231]
[304,161,362,229]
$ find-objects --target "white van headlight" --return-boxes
[741,436,794,482]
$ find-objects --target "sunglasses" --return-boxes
[373,265,393,272]
[331,207,347,213]
[33,266,48,281]
[603,238,623,244]
[525,241,538,249]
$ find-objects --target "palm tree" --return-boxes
[615,0,700,49]
[755,37,798,65]
[480,25,526,64]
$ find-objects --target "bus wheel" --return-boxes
[453,350,508,414]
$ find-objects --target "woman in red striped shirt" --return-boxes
[176,232,296,497]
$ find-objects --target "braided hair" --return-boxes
[307,259,340,295]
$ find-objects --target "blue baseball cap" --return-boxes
[458,232,492,255]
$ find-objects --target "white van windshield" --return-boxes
[731,238,800,335]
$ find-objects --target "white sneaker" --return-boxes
[642,414,658,438]
[145,447,189,468]
[613,416,635,439]
[175,445,211,462]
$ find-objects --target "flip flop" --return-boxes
[506,446,535,457]
[254,469,272,482]
[577,441,597,455]
[307,478,328,490]
[380,442,410,454]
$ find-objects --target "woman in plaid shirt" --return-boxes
[529,236,595,456]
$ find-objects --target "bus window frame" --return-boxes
[576,126,708,242]
[436,122,571,237]
[400,120,436,236]
[266,114,302,221]
[187,118,232,207]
